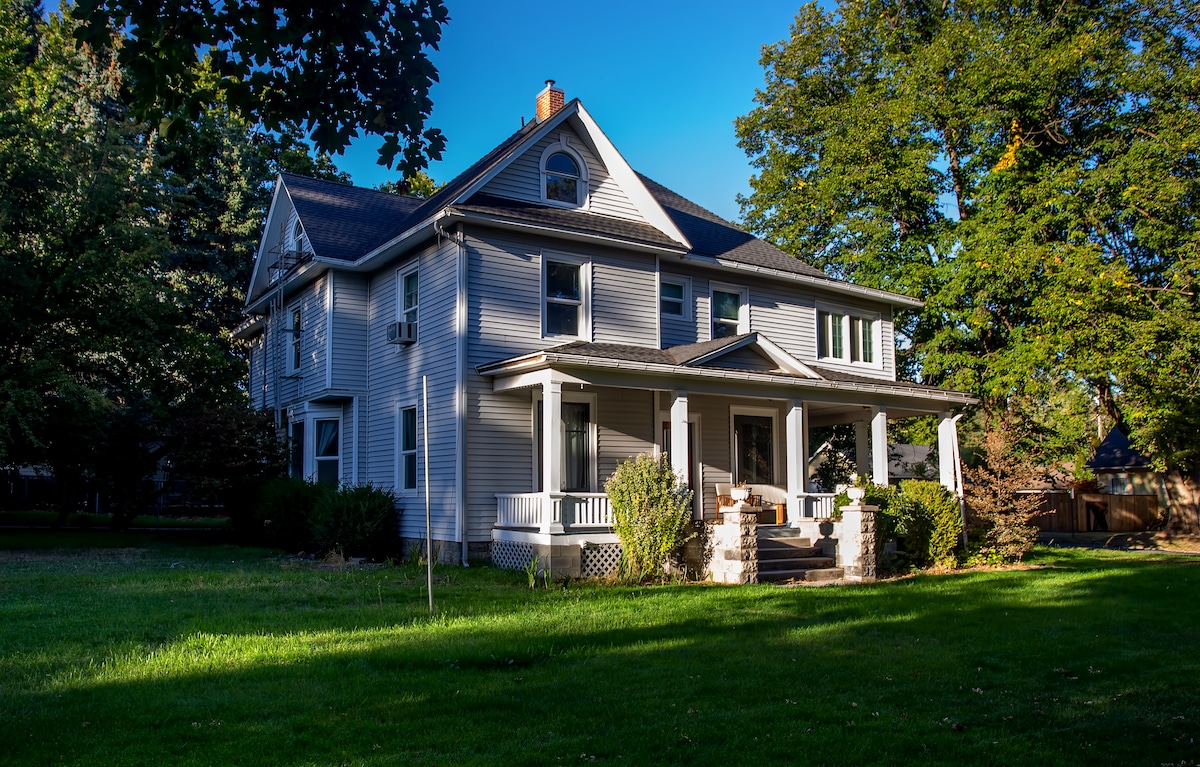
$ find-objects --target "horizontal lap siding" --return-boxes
[597,389,655,481]
[748,282,814,363]
[591,248,657,347]
[479,128,644,222]
[275,276,327,406]
[365,239,460,541]
[247,335,265,410]
[330,272,368,390]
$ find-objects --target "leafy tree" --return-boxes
[737,0,1200,530]
[376,169,443,198]
[71,0,449,173]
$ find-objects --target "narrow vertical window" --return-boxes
[287,307,301,374]
[289,420,305,479]
[400,406,418,491]
[314,419,339,486]
[859,317,874,363]
[829,313,844,359]
[400,269,419,325]
[544,259,582,337]
[562,402,590,492]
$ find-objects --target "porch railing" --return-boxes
[798,493,838,519]
[496,493,613,530]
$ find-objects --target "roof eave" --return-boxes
[447,208,690,256]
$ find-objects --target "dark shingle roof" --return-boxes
[282,174,423,262]
[1087,429,1152,470]
[543,336,752,367]
[638,174,828,279]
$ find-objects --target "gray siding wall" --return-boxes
[363,237,461,542]
[329,271,369,391]
[596,388,656,481]
[247,334,265,410]
[479,126,644,223]
[272,274,328,406]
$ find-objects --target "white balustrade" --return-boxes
[495,493,613,530]
[798,493,838,519]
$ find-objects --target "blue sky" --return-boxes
[335,0,812,222]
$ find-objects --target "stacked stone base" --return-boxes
[706,505,759,584]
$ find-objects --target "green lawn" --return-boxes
[1,539,1197,767]
[0,509,230,530]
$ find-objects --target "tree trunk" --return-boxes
[1164,465,1200,536]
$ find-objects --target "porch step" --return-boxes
[756,531,842,584]
[759,566,845,583]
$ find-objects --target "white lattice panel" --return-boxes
[581,543,622,578]
[492,540,535,571]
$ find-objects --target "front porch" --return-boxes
[476,335,974,579]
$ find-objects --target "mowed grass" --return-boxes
[1,538,1198,767]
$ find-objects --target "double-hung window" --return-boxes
[313,419,340,486]
[398,405,418,492]
[543,257,588,339]
[399,267,418,325]
[286,306,302,374]
[711,284,748,339]
[660,276,689,318]
[818,309,877,365]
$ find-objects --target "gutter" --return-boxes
[679,253,925,310]
[478,353,978,405]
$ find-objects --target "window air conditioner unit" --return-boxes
[386,321,417,345]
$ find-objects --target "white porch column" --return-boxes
[855,420,870,477]
[785,399,806,524]
[937,411,957,493]
[871,407,889,486]
[541,380,564,534]
[669,390,690,484]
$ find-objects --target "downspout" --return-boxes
[436,216,470,567]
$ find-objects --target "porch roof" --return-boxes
[477,338,978,411]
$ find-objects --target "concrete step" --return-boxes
[757,526,810,542]
[759,566,845,584]
[758,555,836,572]
[758,544,822,560]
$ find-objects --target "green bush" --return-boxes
[308,484,398,561]
[835,480,961,570]
[244,476,330,552]
[604,454,694,582]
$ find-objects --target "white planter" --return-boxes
[846,486,866,502]
[730,486,751,502]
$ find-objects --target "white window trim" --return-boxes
[396,262,420,346]
[815,303,883,369]
[538,135,590,210]
[285,304,302,375]
[540,252,591,341]
[532,390,599,493]
[729,405,781,487]
[395,402,419,496]
[288,403,342,484]
[659,275,691,321]
[291,218,308,254]
[710,282,749,340]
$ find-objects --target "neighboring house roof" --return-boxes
[1087,428,1152,471]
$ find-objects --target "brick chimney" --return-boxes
[535,80,565,122]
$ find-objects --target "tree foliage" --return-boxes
[71,0,449,173]
[737,0,1200,529]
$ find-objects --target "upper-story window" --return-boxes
[660,276,690,319]
[543,256,589,339]
[540,139,588,208]
[711,284,748,339]
[818,309,878,365]
[399,266,419,325]
[286,306,302,374]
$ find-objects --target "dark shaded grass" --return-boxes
[1,540,1197,766]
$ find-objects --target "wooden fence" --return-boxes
[1030,491,1162,533]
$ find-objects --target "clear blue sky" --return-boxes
[335,0,812,222]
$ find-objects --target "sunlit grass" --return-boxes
[1,540,1197,766]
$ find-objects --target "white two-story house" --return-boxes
[237,83,974,576]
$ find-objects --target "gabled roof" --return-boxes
[1087,428,1152,471]
[282,174,424,261]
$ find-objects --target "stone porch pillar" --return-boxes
[707,504,758,584]
[840,499,879,582]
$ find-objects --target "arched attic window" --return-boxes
[541,140,588,208]
[291,219,309,254]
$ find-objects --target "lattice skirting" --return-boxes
[581,543,622,578]
[492,539,536,571]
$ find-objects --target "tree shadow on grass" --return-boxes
[3,552,1199,765]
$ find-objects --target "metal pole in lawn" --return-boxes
[423,375,433,613]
